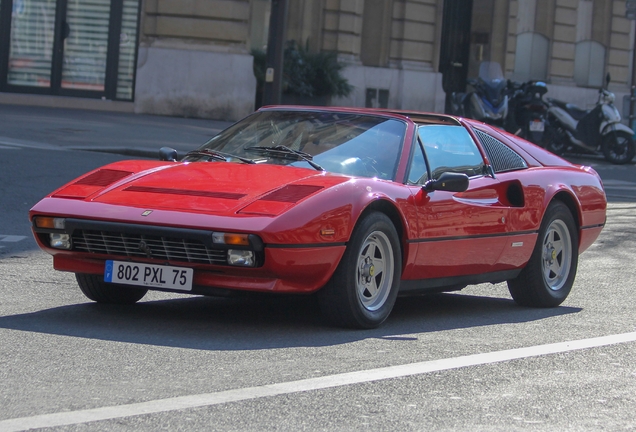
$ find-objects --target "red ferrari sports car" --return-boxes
[30,107,606,328]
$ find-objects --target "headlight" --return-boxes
[227,249,255,267]
[602,104,621,122]
[49,233,71,249]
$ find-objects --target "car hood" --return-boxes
[52,161,344,216]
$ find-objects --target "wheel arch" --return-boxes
[356,199,407,273]
[548,190,581,234]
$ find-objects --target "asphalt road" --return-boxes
[0,103,231,158]
[1,105,635,431]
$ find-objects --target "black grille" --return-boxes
[72,230,227,265]
[474,129,528,173]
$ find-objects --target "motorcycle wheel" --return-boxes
[602,131,636,164]
[543,125,566,155]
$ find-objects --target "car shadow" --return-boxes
[0,291,580,350]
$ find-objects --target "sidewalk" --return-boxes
[0,103,233,158]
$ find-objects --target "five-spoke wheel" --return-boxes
[356,231,395,312]
[508,201,578,307]
[319,212,401,329]
[541,219,572,292]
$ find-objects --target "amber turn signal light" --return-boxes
[212,232,250,246]
[34,217,65,229]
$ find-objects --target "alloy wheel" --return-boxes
[541,219,572,291]
[356,231,394,311]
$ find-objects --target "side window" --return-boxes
[418,125,485,179]
[473,129,528,173]
[407,139,428,185]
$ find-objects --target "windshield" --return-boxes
[478,61,504,82]
[184,110,407,180]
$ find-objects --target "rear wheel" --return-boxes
[76,273,147,304]
[318,212,401,329]
[507,201,578,307]
[543,124,566,155]
[603,130,635,164]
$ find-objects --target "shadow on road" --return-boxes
[0,291,580,350]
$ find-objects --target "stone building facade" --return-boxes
[0,0,633,121]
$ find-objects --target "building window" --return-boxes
[574,41,605,88]
[360,0,393,67]
[0,0,141,101]
[249,0,270,51]
[573,0,605,88]
[513,32,549,82]
[366,88,389,108]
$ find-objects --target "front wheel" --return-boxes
[76,273,147,304]
[318,212,401,329]
[507,201,578,307]
[602,130,636,164]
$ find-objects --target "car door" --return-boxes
[405,124,510,280]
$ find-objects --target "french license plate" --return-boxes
[529,120,545,132]
[104,260,193,291]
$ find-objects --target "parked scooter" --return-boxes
[544,75,635,164]
[506,80,549,146]
[451,62,509,127]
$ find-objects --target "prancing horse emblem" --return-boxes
[138,241,153,258]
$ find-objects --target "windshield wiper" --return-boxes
[185,149,256,164]
[245,145,324,171]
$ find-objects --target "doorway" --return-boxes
[0,0,141,100]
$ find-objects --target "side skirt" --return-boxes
[399,269,522,295]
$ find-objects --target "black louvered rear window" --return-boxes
[473,129,528,173]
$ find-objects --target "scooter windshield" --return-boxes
[478,62,505,81]
[476,62,507,106]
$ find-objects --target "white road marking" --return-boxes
[0,235,27,250]
[1,331,635,431]
[0,137,64,151]
[0,235,27,243]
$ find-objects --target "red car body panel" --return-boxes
[30,107,606,296]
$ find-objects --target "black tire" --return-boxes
[507,201,578,308]
[602,130,636,164]
[543,125,566,155]
[75,273,147,304]
[318,212,402,329]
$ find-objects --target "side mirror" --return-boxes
[605,73,611,88]
[424,172,469,193]
[159,147,178,162]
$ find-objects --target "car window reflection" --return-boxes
[186,111,407,180]
[418,125,485,179]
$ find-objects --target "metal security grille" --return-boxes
[116,0,141,100]
[72,230,227,265]
[1,0,141,100]
[474,129,528,173]
[7,0,56,87]
[60,0,111,91]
